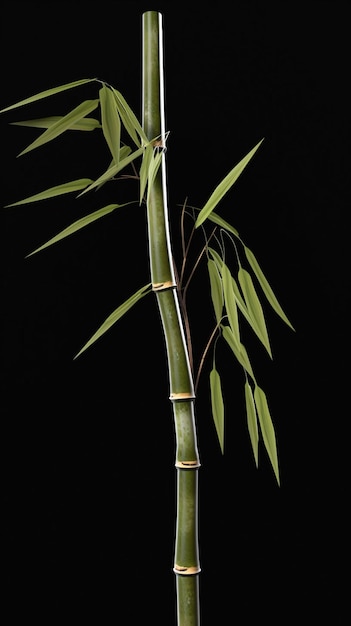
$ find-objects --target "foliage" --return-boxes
[1,77,294,485]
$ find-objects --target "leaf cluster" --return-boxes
[1,78,294,484]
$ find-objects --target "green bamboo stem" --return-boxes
[142,11,201,626]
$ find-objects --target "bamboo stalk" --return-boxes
[142,11,201,626]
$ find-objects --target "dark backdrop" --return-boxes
[1,3,349,624]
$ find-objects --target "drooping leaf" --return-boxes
[74,283,152,359]
[244,246,295,331]
[139,144,154,204]
[99,85,121,165]
[94,146,133,192]
[221,324,256,382]
[207,211,240,238]
[208,247,269,352]
[26,202,136,257]
[78,146,145,196]
[112,88,148,147]
[195,139,264,228]
[17,99,100,156]
[10,116,101,131]
[207,258,223,324]
[254,385,280,485]
[0,78,96,114]
[222,261,240,344]
[210,366,225,453]
[244,381,259,467]
[146,150,163,204]
[5,179,93,207]
[238,267,272,358]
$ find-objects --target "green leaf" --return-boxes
[254,385,280,485]
[195,139,264,228]
[207,258,223,324]
[78,146,145,195]
[207,211,240,238]
[10,116,101,131]
[244,381,259,467]
[139,144,154,204]
[244,246,295,331]
[26,202,136,257]
[208,247,268,350]
[221,324,255,381]
[0,78,96,114]
[210,367,225,453]
[112,88,148,147]
[238,267,272,358]
[99,85,121,165]
[5,179,93,207]
[146,150,163,204]
[18,99,100,156]
[222,261,240,344]
[74,283,152,359]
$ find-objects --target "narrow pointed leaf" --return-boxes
[207,258,223,324]
[146,150,163,204]
[94,146,133,192]
[26,202,136,256]
[0,78,96,114]
[244,381,259,467]
[78,146,145,195]
[208,247,268,350]
[238,267,272,358]
[210,367,225,453]
[112,88,148,147]
[5,179,93,207]
[139,144,154,204]
[195,139,264,228]
[244,246,295,331]
[221,324,256,382]
[11,116,101,131]
[222,261,240,344]
[74,283,152,359]
[254,385,280,485]
[18,99,99,156]
[99,85,121,164]
[207,211,240,238]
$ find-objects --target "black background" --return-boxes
[1,2,349,624]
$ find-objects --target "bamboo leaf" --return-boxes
[221,324,255,382]
[244,246,295,331]
[112,88,148,147]
[26,202,136,257]
[254,385,280,485]
[207,258,223,324]
[18,99,100,156]
[0,78,96,114]
[74,283,152,359]
[146,150,163,204]
[208,247,269,351]
[244,381,259,467]
[78,146,145,195]
[5,179,93,207]
[10,116,101,131]
[99,85,121,165]
[210,367,225,453]
[222,261,240,344]
[139,144,154,204]
[238,267,272,358]
[195,139,264,228]
[207,211,240,238]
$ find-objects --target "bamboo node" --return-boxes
[169,392,196,402]
[152,281,177,292]
[173,564,201,576]
[175,460,201,469]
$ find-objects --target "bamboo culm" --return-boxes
[142,11,201,626]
